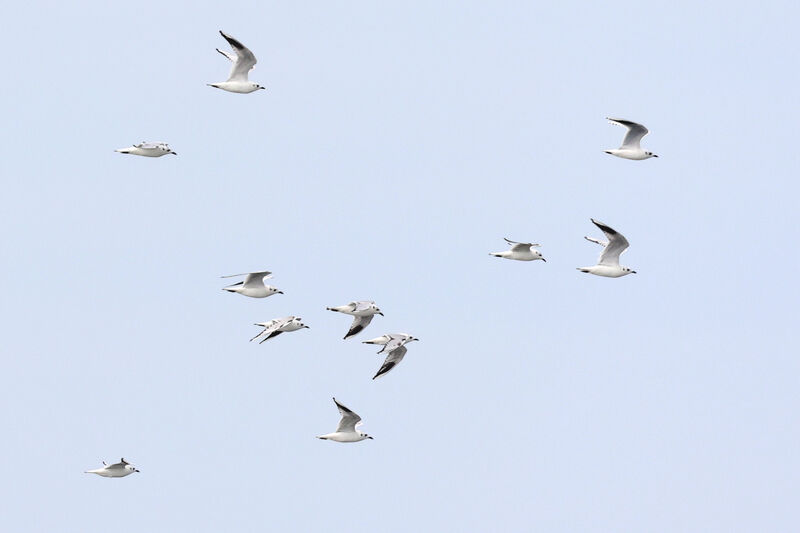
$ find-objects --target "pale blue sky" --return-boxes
[1,1,799,531]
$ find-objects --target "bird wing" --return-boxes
[221,270,272,286]
[251,318,280,341]
[378,335,407,354]
[345,315,374,339]
[242,271,272,288]
[607,118,649,149]
[504,238,540,251]
[219,31,257,81]
[333,398,362,432]
[373,345,407,380]
[135,142,168,150]
[216,48,237,62]
[584,236,608,247]
[352,301,375,313]
[591,219,629,266]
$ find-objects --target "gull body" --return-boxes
[221,270,282,298]
[578,219,636,278]
[490,238,545,262]
[326,301,383,339]
[250,316,308,344]
[604,118,658,160]
[317,398,373,443]
[364,333,419,380]
[115,142,176,157]
[208,31,264,94]
[85,458,139,478]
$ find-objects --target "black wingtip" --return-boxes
[590,218,617,235]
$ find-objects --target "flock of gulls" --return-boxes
[88,30,658,477]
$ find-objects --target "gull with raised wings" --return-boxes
[317,398,373,443]
[577,219,637,277]
[604,118,658,160]
[208,31,265,93]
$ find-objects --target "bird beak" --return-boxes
[277,291,284,294]
[303,325,310,329]
[367,436,374,439]
[541,258,547,262]
[652,154,658,158]
[632,271,637,274]
[134,469,140,472]
[171,152,177,156]
[377,312,384,316]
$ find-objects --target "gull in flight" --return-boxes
[221,270,282,298]
[490,238,546,262]
[326,301,383,339]
[363,333,419,380]
[85,458,139,478]
[115,142,176,157]
[208,31,265,94]
[577,219,637,277]
[317,398,373,443]
[604,118,658,160]
[250,316,309,344]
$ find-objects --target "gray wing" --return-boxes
[219,31,257,81]
[591,219,629,266]
[251,318,281,342]
[136,142,168,150]
[504,238,540,251]
[373,345,407,380]
[607,118,649,149]
[220,270,272,287]
[333,398,362,432]
[352,301,375,312]
[584,236,608,247]
[344,315,373,339]
[260,317,295,343]
[216,48,237,62]
[243,271,272,288]
[378,335,406,354]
